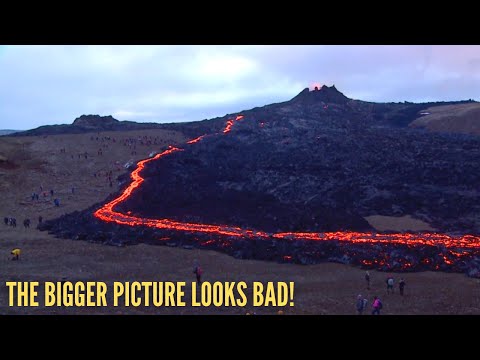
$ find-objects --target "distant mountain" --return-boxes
[0,129,20,136]
[8,115,167,137]
[8,86,478,138]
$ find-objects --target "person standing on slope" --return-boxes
[193,261,203,285]
[386,277,394,294]
[399,278,406,296]
[11,248,21,261]
[356,294,368,315]
[371,296,383,315]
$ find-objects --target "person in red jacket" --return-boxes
[371,296,383,315]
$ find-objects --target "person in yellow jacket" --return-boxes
[11,248,21,260]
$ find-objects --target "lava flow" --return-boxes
[186,135,206,144]
[223,115,244,133]
[93,113,480,273]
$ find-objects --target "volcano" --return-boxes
[39,86,480,276]
[291,85,350,104]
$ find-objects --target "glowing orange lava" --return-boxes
[93,113,480,264]
[186,135,206,144]
[223,115,244,134]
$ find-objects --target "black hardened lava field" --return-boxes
[38,86,480,277]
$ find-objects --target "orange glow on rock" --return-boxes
[223,120,234,133]
[186,135,206,144]
[223,115,244,134]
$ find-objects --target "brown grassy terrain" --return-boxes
[365,215,435,232]
[1,131,480,315]
[410,103,480,135]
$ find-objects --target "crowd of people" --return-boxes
[90,133,170,157]
[6,132,139,236]
[3,131,166,265]
[356,271,408,315]
[4,217,17,227]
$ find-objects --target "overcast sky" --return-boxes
[1,45,479,130]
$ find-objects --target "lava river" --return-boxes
[93,114,480,274]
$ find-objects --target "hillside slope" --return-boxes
[117,86,480,234]
[410,103,480,135]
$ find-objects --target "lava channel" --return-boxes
[93,114,480,273]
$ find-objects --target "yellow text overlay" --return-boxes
[5,281,294,307]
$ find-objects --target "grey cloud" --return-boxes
[0,45,479,130]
